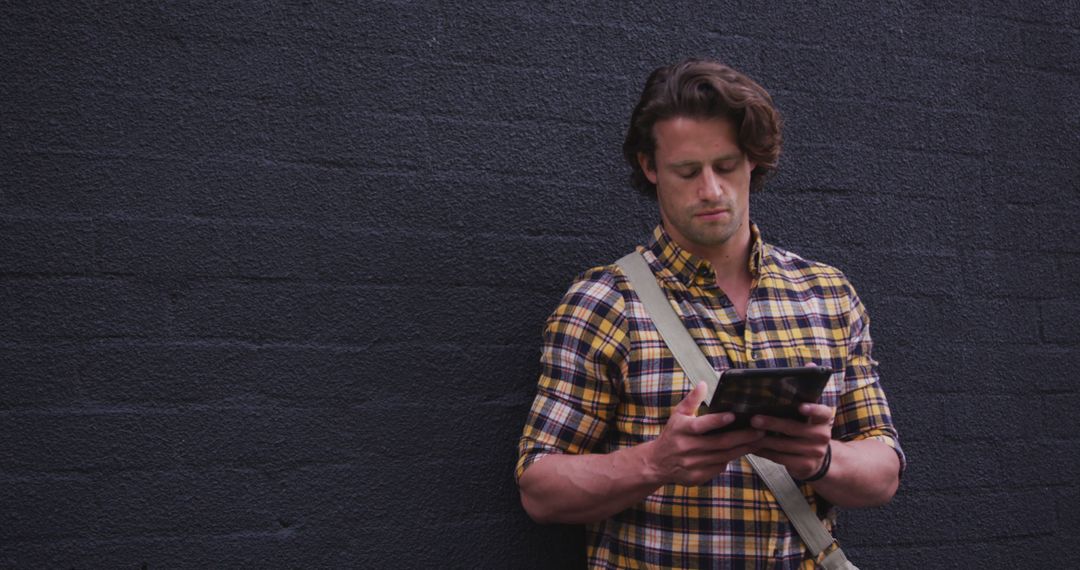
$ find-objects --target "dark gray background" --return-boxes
[3,1,1078,568]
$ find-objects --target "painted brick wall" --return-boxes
[3,2,1078,567]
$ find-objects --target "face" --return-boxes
[639,116,755,257]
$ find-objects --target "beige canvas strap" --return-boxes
[616,251,858,570]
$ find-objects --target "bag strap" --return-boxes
[616,251,858,570]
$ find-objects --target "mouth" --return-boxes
[695,208,731,220]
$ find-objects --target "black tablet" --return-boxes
[704,366,833,432]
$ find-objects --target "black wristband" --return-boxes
[799,443,832,483]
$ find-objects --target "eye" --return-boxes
[677,169,699,180]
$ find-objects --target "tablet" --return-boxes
[704,366,833,432]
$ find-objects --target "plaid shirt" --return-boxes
[517,224,904,569]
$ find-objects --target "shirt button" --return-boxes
[750,351,759,360]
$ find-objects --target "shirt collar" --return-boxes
[646,223,766,288]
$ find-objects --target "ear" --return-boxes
[637,152,658,184]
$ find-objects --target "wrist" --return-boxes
[630,439,666,487]
[797,442,832,483]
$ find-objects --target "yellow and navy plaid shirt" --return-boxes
[517,224,904,569]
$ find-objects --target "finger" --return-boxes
[687,411,736,435]
[798,403,836,425]
[752,448,824,479]
[701,427,767,450]
[683,442,763,469]
[756,434,825,455]
[751,415,831,441]
[673,382,708,417]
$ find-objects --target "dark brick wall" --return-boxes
[2,1,1078,567]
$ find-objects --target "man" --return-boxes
[516,59,904,569]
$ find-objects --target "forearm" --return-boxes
[810,438,900,508]
[518,441,663,525]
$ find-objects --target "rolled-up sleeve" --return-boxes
[515,270,629,482]
[833,282,906,472]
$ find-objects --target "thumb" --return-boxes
[674,382,708,417]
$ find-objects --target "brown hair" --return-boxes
[622,59,783,197]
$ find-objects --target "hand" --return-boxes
[642,383,766,486]
[750,403,835,481]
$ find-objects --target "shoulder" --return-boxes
[553,263,630,318]
[761,243,864,318]
[764,243,855,293]
[544,263,634,364]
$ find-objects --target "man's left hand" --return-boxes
[750,403,834,481]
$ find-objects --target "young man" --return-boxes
[516,59,904,568]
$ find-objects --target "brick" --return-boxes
[753,45,885,103]
[1,469,283,542]
[872,296,946,350]
[847,536,1073,569]
[757,193,976,255]
[875,54,984,111]
[903,439,1080,490]
[1041,301,1080,345]
[844,488,1055,544]
[881,390,943,444]
[733,3,908,55]
[2,152,644,240]
[899,440,1004,491]
[878,341,1046,397]
[77,342,540,406]
[886,11,991,62]
[974,1,1080,28]
[972,67,1080,117]
[2,151,186,217]
[965,250,1063,300]
[938,298,1041,345]
[6,85,624,186]
[986,114,1080,166]
[0,346,81,408]
[97,218,633,290]
[774,145,985,199]
[0,278,166,341]
[868,338,963,397]
[941,393,1046,441]
[0,217,95,274]
[0,407,361,473]
[851,249,961,301]
[169,283,553,346]
[0,512,579,569]
[0,400,530,473]
[971,200,1080,255]
[1041,394,1080,439]
[1027,347,1080,392]
[1057,253,1080,293]
[784,98,988,157]
[979,19,1080,73]
[1057,486,1080,536]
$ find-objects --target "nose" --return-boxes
[699,169,724,200]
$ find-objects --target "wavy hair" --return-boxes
[622,59,783,197]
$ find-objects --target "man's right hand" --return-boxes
[641,382,766,486]
[518,382,766,524]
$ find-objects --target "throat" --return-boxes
[714,274,752,322]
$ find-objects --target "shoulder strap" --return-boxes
[615,251,858,570]
[615,251,721,405]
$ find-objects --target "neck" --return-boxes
[675,222,753,281]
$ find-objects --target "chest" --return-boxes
[616,283,849,437]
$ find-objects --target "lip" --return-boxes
[695,208,730,220]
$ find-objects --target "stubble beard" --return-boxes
[677,203,742,249]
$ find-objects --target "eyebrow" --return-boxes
[668,155,742,168]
